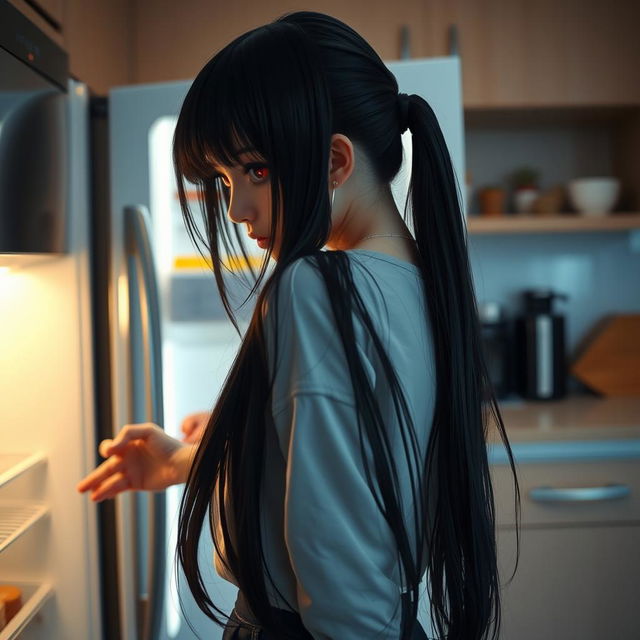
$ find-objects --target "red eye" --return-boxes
[248,166,269,183]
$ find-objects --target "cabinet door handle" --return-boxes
[448,24,460,56]
[529,483,630,503]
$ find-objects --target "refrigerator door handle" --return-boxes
[125,205,166,640]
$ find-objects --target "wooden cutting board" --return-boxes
[571,314,640,396]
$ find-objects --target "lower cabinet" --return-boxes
[491,458,640,640]
[497,524,640,639]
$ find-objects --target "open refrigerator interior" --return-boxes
[0,141,102,640]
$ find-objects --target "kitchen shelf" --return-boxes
[0,454,45,490]
[466,212,640,234]
[0,502,48,554]
[0,580,53,640]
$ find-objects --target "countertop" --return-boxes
[486,395,640,464]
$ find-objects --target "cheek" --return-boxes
[264,185,284,222]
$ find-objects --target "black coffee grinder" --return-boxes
[514,289,569,401]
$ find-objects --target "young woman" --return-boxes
[78,11,520,640]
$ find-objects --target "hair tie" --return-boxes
[397,92,411,133]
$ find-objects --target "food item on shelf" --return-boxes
[0,585,22,624]
[531,185,566,215]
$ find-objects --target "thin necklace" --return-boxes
[361,233,415,241]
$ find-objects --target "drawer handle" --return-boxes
[529,483,630,503]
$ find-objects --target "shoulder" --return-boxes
[279,254,325,297]
[261,254,330,324]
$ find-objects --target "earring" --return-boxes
[331,180,337,209]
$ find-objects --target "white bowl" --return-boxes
[567,177,620,216]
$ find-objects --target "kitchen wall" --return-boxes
[469,231,640,351]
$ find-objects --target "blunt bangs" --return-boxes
[175,21,329,184]
[172,19,334,283]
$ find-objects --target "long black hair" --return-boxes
[172,11,520,639]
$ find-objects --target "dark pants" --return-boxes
[222,590,429,639]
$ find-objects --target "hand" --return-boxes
[76,423,190,502]
[180,411,210,444]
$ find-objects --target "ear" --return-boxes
[328,134,354,188]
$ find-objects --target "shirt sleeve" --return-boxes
[273,392,404,640]
[263,257,404,639]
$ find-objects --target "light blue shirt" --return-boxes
[213,249,436,639]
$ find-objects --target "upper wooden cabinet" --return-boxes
[131,0,426,85]
[7,0,640,105]
[63,0,132,95]
[32,0,63,25]
[425,0,640,108]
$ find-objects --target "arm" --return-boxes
[264,258,402,637]
[170,441,199,484]
[77,423,199,501]
[274,392,404,640]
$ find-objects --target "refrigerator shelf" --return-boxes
[0,502,48,554]
[0,580,53,640]
[0,454,46,490]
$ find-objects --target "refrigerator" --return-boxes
[0,7,465,637]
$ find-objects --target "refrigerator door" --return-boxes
[387,56,467,226]
[108,81,240,640]
[0,75,101,638]
[384,56,464,639]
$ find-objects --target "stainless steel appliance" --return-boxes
[514,289,569,400]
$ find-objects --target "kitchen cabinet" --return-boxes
[131,0,427,85]
[426,0,640,108]
[464,106,640,226]
[63,0,132,95]
[8,0,640,106]
[29,0,63,26]
[489,398,640,639]
[492,460,640,639]
[496,524,640,639]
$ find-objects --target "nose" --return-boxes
[225,187,256,227]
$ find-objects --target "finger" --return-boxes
[98,439,114,458]
[181,418,196,436]
[90,471,131,502]
[183,430,200,444]
[77,456,123,493]
[104,424,154,456]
